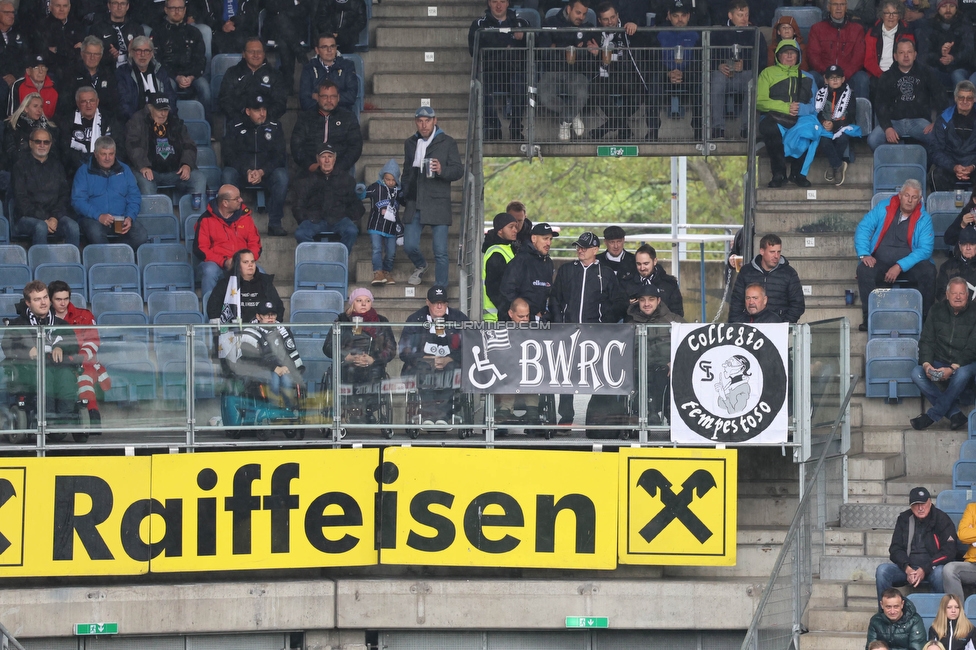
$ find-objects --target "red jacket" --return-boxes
[807,18,866,79]
[61,302,99,362]
[863,20,914,78]
[13,75,58,119]
[192,201,262,268]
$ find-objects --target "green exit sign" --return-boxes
[566,616,609,628]
[75,623,118,636]
[596,146,638,157]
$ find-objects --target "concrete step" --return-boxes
[778,233,856,258]
[848,400,925,430]
[903,429,968,477]
[354,259,461,285]
[739,495,798,527]
[848,453,906,482]
[778,258,857,282]
[756,185,874,204]
[754,209,864,234]
[364,94,473,113]
[798,631,867,650]
[819,554,886,581]
[859,427,904,454]
[807,607,878,633]
[374,5,484,20]
[756,153,874,186]
[369,115,469,141]
[839,503,902,529]
[888,475,954,500]
[823,528,890,557]
[373,72,471,95]
[361,48,474,73]
[375,25,471,49]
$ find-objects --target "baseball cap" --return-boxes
[246,94,268,109]
[427,285,448,303]
[574,232,600,249]
[603,225,626,240]
[317,143,337,156]
[493,212,517,231]
[28,52,49,67]
[668,0,690,13]
[415,106,436,118]
[909,486,931,505]
[824,65,845,79]
[635,283,664,298]
[256,301,276,315]
[148,93,171,110]
[960,226,976,244]
[531,222,556,237]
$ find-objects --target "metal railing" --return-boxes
[740,365,857,650]
[0,320,846,455]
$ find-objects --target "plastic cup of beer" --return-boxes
[566,45,576,64]
[352,316,363,335]
[731,254,743,272]
[434,317,446,337]
[113,216,124,234]
[601,45,612,66]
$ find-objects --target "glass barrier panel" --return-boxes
[0,326,42,447]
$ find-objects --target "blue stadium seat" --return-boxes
[103,359,158,402]
[70,292,86,310]
[344,53,366,117]
[90,291,144,319]
[867,289,924,340]
[967,595,976,619]
[137,243,189,270]
[88,263,141,295]
[515,7,540,28]
[873,145,927,195]
[864,337,920,403]
[152,310,205,326]
[143,262,194,299]
[936,489,972,529]
[178,194,206,226]
[0,264,32,293]
[139,214,181,243]
[294,338,331,393]
[96,311,149,342]
[177,99,206,121]
[148,291,200,321]
[83,243,135,269]
[928,191,960,213]
[27,243,80,269]
[856,97,873,135]
[962,441,976,460]
[139,194,174,217]
[351,0,370,51]
[34,263,86,298]
[289,289,345,315]
[956,460,976,490]
[907,593,944,632]
[196,147,221,190]
[159,337,215,400]
[192,22,212,76]
[295,241,349,266]
[0,215,10,243]
[294,261,347,293]
[930,211,957,251]
[209,54,242,113]
[184,120,211,147]
[0,293,21,318]
[771,6,822,38]
[872,192,896,209]
[0,245,26,266]
[185,214,200,256]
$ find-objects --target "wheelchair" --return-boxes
[404,367,476,439]
[492,392,556,439]
[325,363,393,439]
[2,363,87,443]
[221,377,306,441]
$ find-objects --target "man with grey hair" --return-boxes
[59,85,124,176]
[0,0,29,112]
[854,178,936,330]
[57,36,119,118]
[930,80,976,191]
[116,35,178,120]
[71,135,146,249]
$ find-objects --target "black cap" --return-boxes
[909,486,931,505]
[531,222,556,237]
[960,227,976,244]
[603,225,626,240]
[493,212,517,231]
[427,285,448,303]
[256,301,276,315]
[636,283,664,298]
[824,64,845,79]
[317,143,337,156]
[148,93,170,110]
[246,94,268,109]
[668,0,690,12]
[573,232,600,249]
[28,52,49,67]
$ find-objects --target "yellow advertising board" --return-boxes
[0,457,151,577]
[379,447,618,569]
[150,449,378,572]
[618,448,737,565]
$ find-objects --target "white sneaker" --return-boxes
[572,115,585,137]
[407,265,428,285]
[558,122,571,141]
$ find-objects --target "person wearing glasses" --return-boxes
[930,80,976,191]
[864,1,915,95]
[59,86,125,176]
[90,0,142,68]
[11,127,80,247]
[56,36,119,119]
[150,0,209,110]
[193,184,263,296]
[298,34,359,113]
[115,35,178,120]
[313,0,366,55]
[9,53,58,120]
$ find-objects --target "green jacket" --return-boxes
[756,39,816,124]
[918,299,976,367]
[866,597,926,650]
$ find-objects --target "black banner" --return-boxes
[461,324,634,395]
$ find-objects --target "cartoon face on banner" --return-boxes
[670,323,789,444]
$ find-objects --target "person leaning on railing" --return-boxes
[708,0,767,140]
[468,0,529,141]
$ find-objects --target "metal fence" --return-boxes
[0,320,845,455]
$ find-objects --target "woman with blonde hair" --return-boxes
[924,641,947,650]
[930,593,975,650]
[3,92,56,169]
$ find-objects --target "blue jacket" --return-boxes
[298,56,359,113]
[116,60,179,122]
[71,158,142,220]
[932,104,976,172]
[855,196,934,272]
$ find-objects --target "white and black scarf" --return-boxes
[69,109,101,152]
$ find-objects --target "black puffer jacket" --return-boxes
[625,300,682,366]
[917,298,976,367]
[56,61,120,119]
[937,248,976,298]
[550,259,626,324]
[500,240,554,320]
[625,263,684,317]
[89,17,142,66]
[729,255,805,323]
[291,167,365,226]
[867,597,926,650]
[151,20,206,79]
[290,107,363,173]
[314,0,368,52]
[218,60,287,121]
[12,154,71,222]
[889,506,957,575]
[222,118,287,179]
